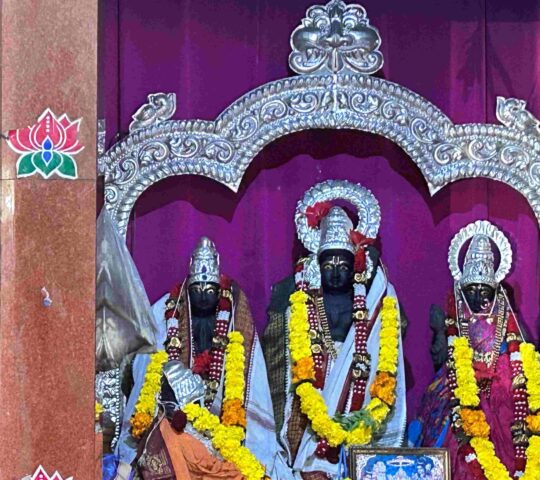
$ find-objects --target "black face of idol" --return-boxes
[188,282,220,316]
[462,283,496,314]
[319,249,355,294]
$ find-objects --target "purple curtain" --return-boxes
[99,0,540,418]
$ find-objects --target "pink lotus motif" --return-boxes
[7,109,83,179]
[24,465,73,480]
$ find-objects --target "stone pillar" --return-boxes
[0,1,98,478]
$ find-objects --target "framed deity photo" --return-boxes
[348,447,450,480]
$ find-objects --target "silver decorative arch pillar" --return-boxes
[99,0,540,234]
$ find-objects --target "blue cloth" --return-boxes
[103,454,119,480]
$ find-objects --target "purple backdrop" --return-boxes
[99,0,540,418]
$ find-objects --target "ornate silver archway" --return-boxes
[99,0,540,235]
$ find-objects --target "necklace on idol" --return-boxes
[165,276,234,407]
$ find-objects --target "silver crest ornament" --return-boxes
[289,0,383,75]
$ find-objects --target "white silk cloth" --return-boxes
[276,266,407,478]
[116,293,282,477]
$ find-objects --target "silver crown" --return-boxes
[295,179,381,255]
[318,206,355,255]
[188,237,220,286]
[461,234,496,288]
[448,220,512,287]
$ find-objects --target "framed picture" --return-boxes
[348,447,450,480]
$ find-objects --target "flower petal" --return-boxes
[7,127,36,153]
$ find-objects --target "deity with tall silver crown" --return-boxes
[263,179,407,479]
[113,237,280,480]
[411,220,540,480]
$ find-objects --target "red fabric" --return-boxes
[444,354,515,479]
[305,202,332,228]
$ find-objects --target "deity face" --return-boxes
[462,283,496,314]
[188,281,220,316]
[319,249,354,294]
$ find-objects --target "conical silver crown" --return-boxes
[318,206,355,255]
[460,234,497,288]
[188,237,220,286]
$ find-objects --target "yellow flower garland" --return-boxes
[522,436,540,480]
[453,337,480,408]
[183,403,265,480]
[182,331,265,479]
[289,293,400,447]
[130,350,169,438]
[222,331,247,428]
[520,343,540,412]
[453,338,540,479]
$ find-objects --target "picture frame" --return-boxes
[348,447,450,480]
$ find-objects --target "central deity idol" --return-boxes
[263,180,407,479]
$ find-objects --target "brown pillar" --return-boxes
[0,1,98,478]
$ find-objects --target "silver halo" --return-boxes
[295,179,381,254]
[448,220,513,284]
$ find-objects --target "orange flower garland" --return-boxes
[369,371,397,406]
[460,408,490,438]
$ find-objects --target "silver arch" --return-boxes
[99,1,540,236]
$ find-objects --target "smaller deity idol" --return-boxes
[411,220,540,480]
[264,180,407,479]
[115,237,278,480]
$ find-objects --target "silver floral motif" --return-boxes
[95,368,123,448]
[100,5,540,235]
[289,0,383,75]
[496,96,540,138]
[129,92,176,133]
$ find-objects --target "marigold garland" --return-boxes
[526,414,540,434]
[221,331,247,428]
[288,294,400,448]
[453,337,480,408]
[520,343,540,412]
[288,291,316,379]
[183,403,265,480]
[521,435,540,480]
[370,372,397,406]
[451,337,540,480]
[469,437,512,480]
[130,350,169,438]
[460,408,490,438]
[182,330,265,477]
